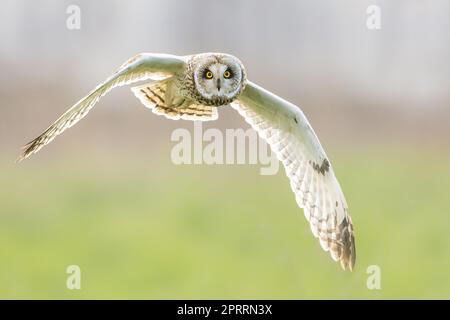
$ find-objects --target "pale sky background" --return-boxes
[1,0,449,159]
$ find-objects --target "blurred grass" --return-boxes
[1,148,450,299]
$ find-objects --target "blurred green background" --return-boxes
[1,0,450,299]
[2,148,450,299]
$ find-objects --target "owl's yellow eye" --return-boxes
[223,70,232,78]
[205,71,213,79]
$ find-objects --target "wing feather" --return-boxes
[232,81,355,270]
[18,53,186,161]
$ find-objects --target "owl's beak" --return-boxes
[216,79,221,91]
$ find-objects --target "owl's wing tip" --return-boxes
[16,136,41,163]
[340,252,356,272]
[339,218,356,272]
[16,150,30,163]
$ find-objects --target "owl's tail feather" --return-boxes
[131,81,218,121]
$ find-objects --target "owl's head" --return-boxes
[190,53,246,106]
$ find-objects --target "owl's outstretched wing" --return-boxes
[17,53,186,162]
[231,81,355,270]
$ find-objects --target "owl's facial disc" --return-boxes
[193,55,244,105]
[202,63,231,94]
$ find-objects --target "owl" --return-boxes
[18,53,356,271]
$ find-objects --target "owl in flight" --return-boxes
[18,53,356,270]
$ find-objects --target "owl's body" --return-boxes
[131,53,247,122]
[18,52,356,271]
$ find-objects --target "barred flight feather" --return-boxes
[231,98,355,270]
[131,81,218,121]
